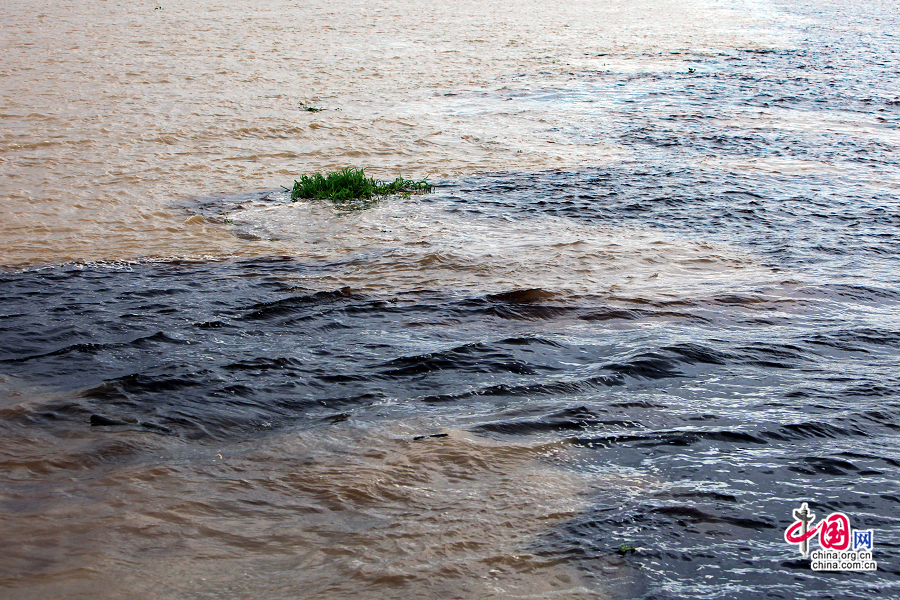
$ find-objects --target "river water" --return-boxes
[1,0,899,598]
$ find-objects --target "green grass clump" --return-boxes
[299,102,326,112]
[288,167,432,205]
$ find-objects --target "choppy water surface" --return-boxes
[2,0,900,598]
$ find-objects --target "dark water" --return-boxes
[2,1,900,598]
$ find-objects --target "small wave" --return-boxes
[240,289,358,321]
[420,375,624,404]
[1,332,190,364]
[473,406,642,435]
[572,429,768,449]
[377,343,544,377]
